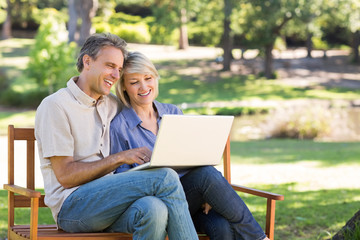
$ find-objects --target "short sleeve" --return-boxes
[35,96,74,158]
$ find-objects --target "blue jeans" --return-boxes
[57,168,198,240]
[180,166,266,240]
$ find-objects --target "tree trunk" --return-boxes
[68,0,78,43]
[179,8,189,50]
[1,0,12,39]
[352,30,360,63]
[222,0,232,71]
[306,32,313,58]
[330,209,360,240]
[264,42,274,79]
[78,0,98,46]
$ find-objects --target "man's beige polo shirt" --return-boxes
[35,77,119,223]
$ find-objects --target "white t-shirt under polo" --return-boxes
[35,77,119,223]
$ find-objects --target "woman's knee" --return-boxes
[191,166,223,182]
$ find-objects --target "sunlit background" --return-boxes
[1,0,360,239]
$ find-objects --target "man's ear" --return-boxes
[83,54,91,70]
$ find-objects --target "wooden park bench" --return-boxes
[4,125,284,240]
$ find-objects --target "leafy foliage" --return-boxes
[27,8,77,94]
[93,12,153,43]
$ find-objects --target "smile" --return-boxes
[104,79,114,87]
[139,90,151,96]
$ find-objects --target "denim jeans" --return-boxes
[180,166,266,240]
[57,168,198,240]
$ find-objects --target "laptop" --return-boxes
[127,114,234,172]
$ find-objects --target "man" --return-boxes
[35,33,198,240]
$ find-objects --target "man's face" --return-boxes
[84,46,124,99]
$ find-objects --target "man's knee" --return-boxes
[154,168,181,184]
[133,196,168,227]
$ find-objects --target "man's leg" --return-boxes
[180,166,266,240]
[57,168,198,239]
[105,196,168,239]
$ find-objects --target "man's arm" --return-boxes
[51,147,151,189]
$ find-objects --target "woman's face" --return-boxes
[123,72,157,108]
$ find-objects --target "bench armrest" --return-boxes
[3,184,41,198]
[231,184,284,201]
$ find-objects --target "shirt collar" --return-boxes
[153,100,167,118]
[67,77,106,107]
[122,100,164,130]
[121,106,142,130]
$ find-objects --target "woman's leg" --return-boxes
[58,168,198,239]
[193,209,234,240]
[181,166,266,240]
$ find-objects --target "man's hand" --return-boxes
[119,147,152,165]
[50,147,152,189]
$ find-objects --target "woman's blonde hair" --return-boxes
[115,51,159,107]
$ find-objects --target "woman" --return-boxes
[110,51,270,240]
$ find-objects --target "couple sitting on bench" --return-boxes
[34,32,271,240]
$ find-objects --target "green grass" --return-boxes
[230,140,360,166]
[0,110,36,135]
[1,140,360,239]
[0,38,34,79]
[245,184,360,240]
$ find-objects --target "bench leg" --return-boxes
[265,199,276,240]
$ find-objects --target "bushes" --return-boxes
[182,106,270,116]
[0,88,48,108]
[93,13,152,44]
[27,8,78,95]
[268,106,331,140]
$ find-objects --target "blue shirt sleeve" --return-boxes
[110,114,132,173]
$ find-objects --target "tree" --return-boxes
[221,0,233,71]
[1,0,11,39]
[179,6,189,49]
[232,0,306,79]
[320,0,360,63]
[67,0,98,46]
[330,209,360,239]
[150,0,223,48]
[67,0,78,42]
[151,0,190,49]
[283,0,324,58]
[78,0,98,45]
[1,0,36,39]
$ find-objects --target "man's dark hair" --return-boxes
[76,33,128,72]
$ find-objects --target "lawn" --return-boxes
[1,139,360,239]
[1,38,360,239]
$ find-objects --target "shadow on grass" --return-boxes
[240,183,360,240]
[230,139,360,166]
